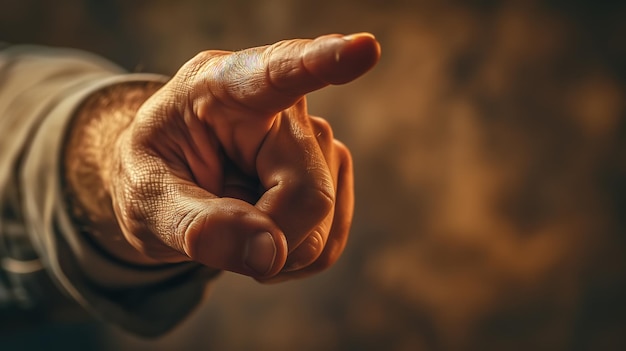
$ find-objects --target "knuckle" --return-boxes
[179,51,209,81]
[266,39,302,62]
[187,50,214,72]
[334,139,353,165]
[290,181,335,221]
[268,39,292,52]
[176,50,223,89]
[265,40,304,90]
[302,230,325,260]
[311,116,334,145]
[265,40,287,61]
[190,50,214,63]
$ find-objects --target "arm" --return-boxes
[1,33,380,334]
[62,33,380,283]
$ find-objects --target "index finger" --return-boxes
[199,32,381,115]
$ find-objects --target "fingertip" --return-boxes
[182,198,288,278]
[342,32,381,69]
[303,32,381,85]
[243,232,277,275]
[342,32,381,57]
[243,230,288,278]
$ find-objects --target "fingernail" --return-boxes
[334,33,379,63]
[342,32,376,41]
[244,232,276,275]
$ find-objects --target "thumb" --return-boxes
[123,174,290,278]
[178,196,288,278]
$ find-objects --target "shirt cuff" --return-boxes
[19,73,218,336]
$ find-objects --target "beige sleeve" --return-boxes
[0,46,217,336]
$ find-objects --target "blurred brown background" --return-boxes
[2,0,626,350]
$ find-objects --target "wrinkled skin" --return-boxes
[102,33,380,282]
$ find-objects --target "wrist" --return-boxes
[63,81,164,265]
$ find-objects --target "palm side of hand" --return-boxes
[108,33,380,281]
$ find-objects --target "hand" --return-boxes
[72,33,380,282]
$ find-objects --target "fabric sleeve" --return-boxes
[0,45,218,336]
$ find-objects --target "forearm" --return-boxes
[63,81,165,266]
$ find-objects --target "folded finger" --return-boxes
[254,100,335,255]
[259,144,354,282]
